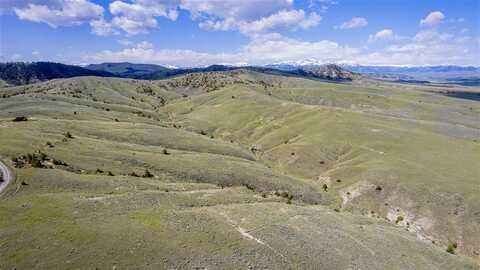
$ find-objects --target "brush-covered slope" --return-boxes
[0,72,479,269]
[86,62,171,78]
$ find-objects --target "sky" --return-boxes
[0,0,479,67]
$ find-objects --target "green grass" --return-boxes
[0,72,479,268]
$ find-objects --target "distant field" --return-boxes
[0,72,479,269]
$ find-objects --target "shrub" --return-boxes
[143,169,154,178]
[12,116,28,122]
[336,179,342,183]
[446,243,457,254]
[64,132,74,139]
[376,186,383,191]
[46,141,54,148]
[107,171,115,176]
[243,183,255,191]
[322,184,328,192]
[395,216,404,224]
[163,149,170,155]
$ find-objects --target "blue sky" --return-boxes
[1,0,479,67]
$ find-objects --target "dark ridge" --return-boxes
[441,91,480,101]
[0,62,114,85]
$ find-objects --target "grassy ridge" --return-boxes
[0,71,479,268]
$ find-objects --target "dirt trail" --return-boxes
[0,160,13,195]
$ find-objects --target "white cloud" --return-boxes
[107,0,179,35]
[83,26,480,67]
[183,0,320,35]
[13,0,103,27]
[180,0,293,21]
[368,29,394,42]
[336,17,368,30]
[413,29,451,42]
[84,35,360,67]
[90,18,117,36]
[201,9,321,34]
[118,39,134,46]
[11,53,22,60]
[360,28,479,66]
[32,51,40,56]
[8,0,319,36]
[420,11,444,26]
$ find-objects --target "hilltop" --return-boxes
[0,69,479,269]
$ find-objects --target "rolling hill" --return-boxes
[0,70,479,269]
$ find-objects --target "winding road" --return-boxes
[0,160,13,195]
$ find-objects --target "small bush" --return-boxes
[322,184,328,192]
[64,132,74,139]
[107,171,115,176]
[395,216,404,224]
[46,141,54,148]
[376,186,383,191]
[143,169,154,178]
[446,243,457,254]
[336,179,342,183]
[12,116,28,122]
[162,149,170,155]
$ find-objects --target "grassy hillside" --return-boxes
[0,72,479,269]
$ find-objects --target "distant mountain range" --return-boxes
[267,63,480,86]
[0,62,361,86]
[1,61,478,86]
